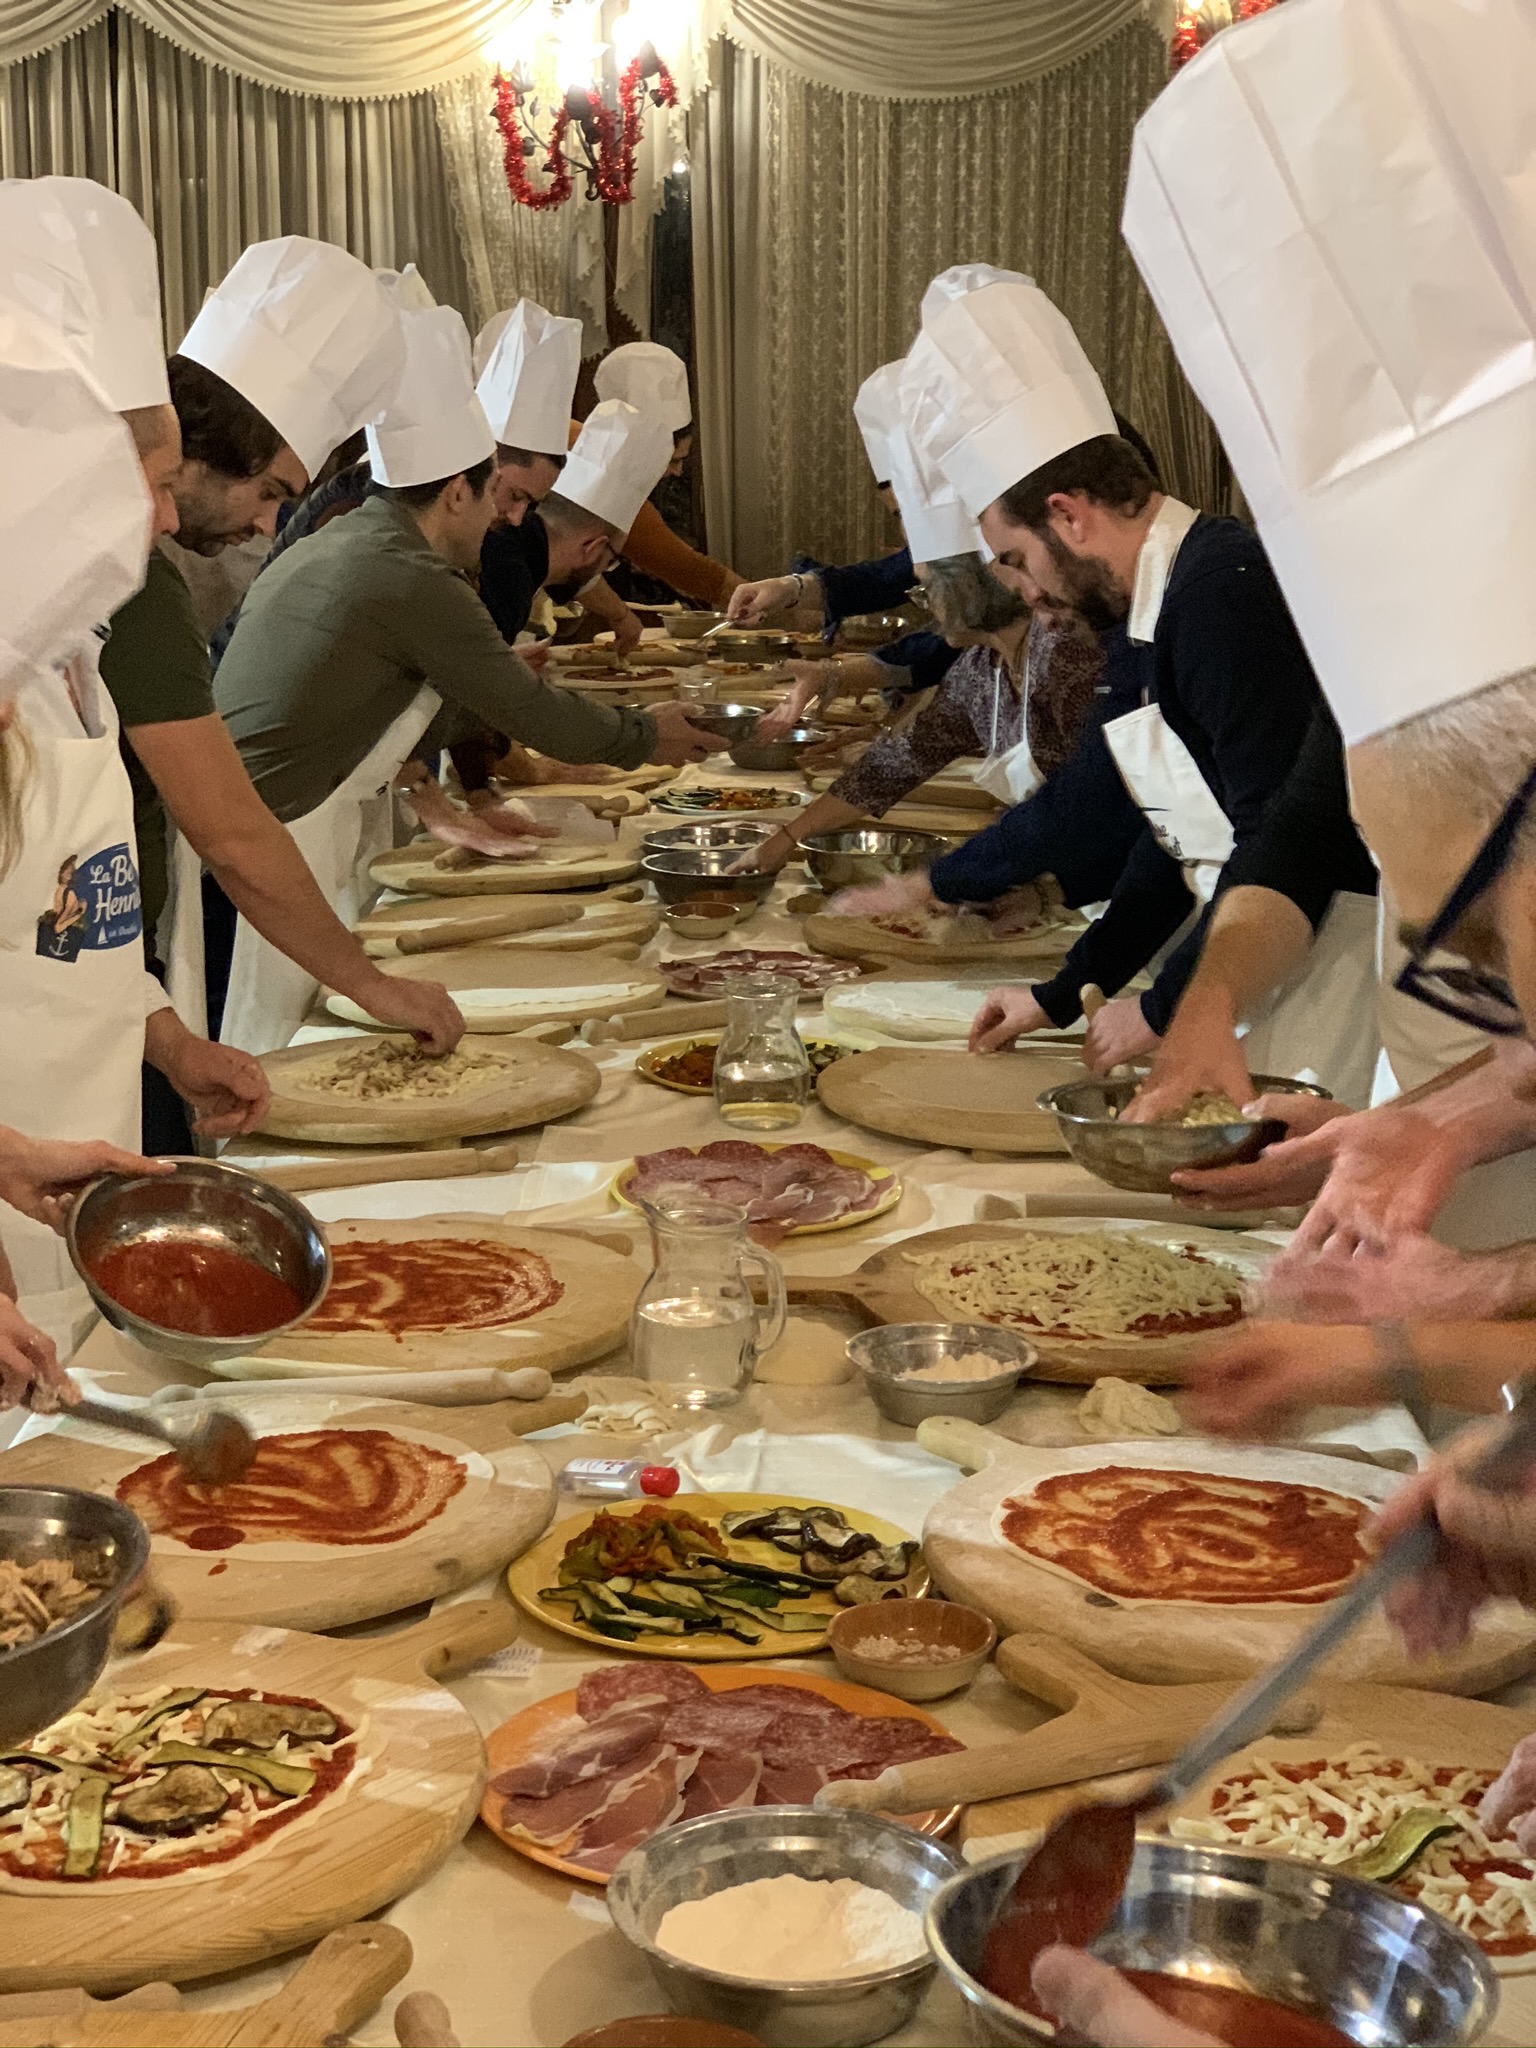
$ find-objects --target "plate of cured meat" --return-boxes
[508,1493,926,1660]
[611,1140,902,1240]
[480,1662,962,1883]
[661,948,864,1002]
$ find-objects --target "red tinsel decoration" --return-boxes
[1169,9,1203,69]
[493,68,574,211]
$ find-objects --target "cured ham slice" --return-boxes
[497,1739,673,1846]
[625,1141,892,1233]
[488,1708,665,1800]
[567,1749,699,1875]
[681,1750,762,1819]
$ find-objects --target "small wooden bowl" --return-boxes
[827,1597,995,1701]
[663,896,752,939]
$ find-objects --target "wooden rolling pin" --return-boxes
[395,1994,460,2048]
[259,1142,519,1193]
[391,904,580,954]
[581,999,731,1043]
[152,1365,553,1405]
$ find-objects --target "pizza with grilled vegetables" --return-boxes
[0,1684,360,1888]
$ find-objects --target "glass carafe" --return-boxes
[713,972,811,1131]
[630,1192,787,1410]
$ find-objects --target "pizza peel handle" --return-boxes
[365,1601,519,1684]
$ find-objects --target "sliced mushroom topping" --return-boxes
[113,1764,231,1837]
[200,1700,338,1750]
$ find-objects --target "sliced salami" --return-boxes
[575,1664,708,1722]
[624,1141,892,1233]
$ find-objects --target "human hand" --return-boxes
[826,871,934,920]
[0,1295,74,1412]
[1275,1105,1476,1262]
[1083,996,1159,1076]
[425,800,558,861]
[1480,1734,1536,1855]
[970,985,1051,1052]
[151,1030,269,1138]
[757,666,822,741]
[0,1130,172,1232]
[520,639,551,671]
[988,882,1055,937]
[1031,1947,1221,2047]
[611,607,644,656]
[647,703,731,767]
[730,828,794,877]
[727,576,797,625]
[1124,1016,1256,1125]
[1168,1092,1352,1209]
[1261,1232,1523,1325]
[1185,1320,1383,1437]
[357,974,464,1054]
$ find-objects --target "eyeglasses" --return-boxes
[1393,757,1536,1036]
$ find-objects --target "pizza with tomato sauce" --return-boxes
[303,1237,563,1338]
[994,1466,1370,1605]
[903,1231,1245,1341]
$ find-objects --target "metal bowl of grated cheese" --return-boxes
[1037,1074,1331,1196]
[847,1323,1038,1427]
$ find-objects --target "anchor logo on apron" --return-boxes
[34,841,143,961]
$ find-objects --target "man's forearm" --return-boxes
[201,815,396,1009]
[1171,886,1315,1034]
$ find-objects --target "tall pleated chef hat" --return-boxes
[1124,0,1536,745]
[919,262,1031,327]
[0,304,150,702]
[0,176,167,409]
[476,298,583,456]
[179,237,407,479]
[852,362,905,488]
[904,278,1117,520]
[364,305,496,489]
[593,340,692,434]
[472,309,512,382]
[560,399,674,533]
[375,263,436,313]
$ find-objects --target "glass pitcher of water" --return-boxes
[713,971,811,1131]
[630,1191,787,1410]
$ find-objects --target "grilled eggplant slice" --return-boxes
[201,1700,337,1750]
[0,1764,30,1815]
[148,1743,317,1800]
[860,1540,919,1581]
[799,1514,876,1562]
[111,1689,207,1756]
[113,1764,231,1837]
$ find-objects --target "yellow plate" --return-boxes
[608,1141,902,1235]
[634,1037,850,1097]
[651,787,806,814]
[508,1491,927,1662]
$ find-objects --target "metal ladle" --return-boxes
[48,1391,256,1487]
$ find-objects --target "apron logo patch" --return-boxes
[35,843,143,961]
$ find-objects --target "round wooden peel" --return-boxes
[783,1217,1275,1385]
[324,946,666,1034]
[816,1046,1086,1155]
[368,834,643,897]
[804,910,1077,969]
[256,1034,600,1145]
[0,1398,556,1629]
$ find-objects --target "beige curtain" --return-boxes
[0,15,472,341]
[691,21,1228,577]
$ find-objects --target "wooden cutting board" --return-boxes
[784,1218,1275,1385]
[0,1603,513,1994]
[817,1047,1083,1154]
[226,1216,640,1377]
[257,1034,600,1144]
[369,834,643,897]
[0,1397,555,1629]
[324,947,665,1034]
[922,1441,1536,1694]
[804,911,1076,969]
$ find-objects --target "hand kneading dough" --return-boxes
[756,1315,856,1385]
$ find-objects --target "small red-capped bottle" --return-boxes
[556,1457,681,1500]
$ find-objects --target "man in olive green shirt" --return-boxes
[215,483,717,821]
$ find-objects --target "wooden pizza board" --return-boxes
[480,1666,959,1885]
[784,1218,1274,1385]
[921,1440,1536,1694]
[0,1397,555,1629]
[324,946,665,1034]
[804,911,1076,969]
[256,1033,600,1145]
[226,1216,640,1377]
[0,1602,513,1995]
[509,1491,927,1660]
[817,1047,1084,1154]
[368,832,643,897]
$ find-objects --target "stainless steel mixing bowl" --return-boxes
[730,725,830,773]
[797,828,956,893]
[686,702,764,743]
[642,848,778,907]
[67,1156,331,1368]
[701,630,800,662]
[609,1806,960,2048]
[847,1323,1039,1427]
[0,1485,152,1748]
[667,610,729,640]
[927,1839,1498,2046]
[1037,1073,1331,1196]
[643,821,778,856]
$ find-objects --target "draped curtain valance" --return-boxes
[0,0,1156,101]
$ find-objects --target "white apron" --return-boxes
[217,685,441,1057]
[0,652,154,1332]
[972,652,1041,805]
[1372,886,1536,1251]
[1104,703,1380,1108]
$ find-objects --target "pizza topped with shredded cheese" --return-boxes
[1173,1744,1536,1958]
[905,1231,1246,1340]
[301,1040,509,1101]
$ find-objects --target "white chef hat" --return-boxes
[365,306,496,490]
[852,362,905,488]
[560,399,674,533]
[593,340,691,434]
[473,309,512,382]
[0,176,167,410]
[904,279,1117,520]
[919,262,1031,329]
[179,237,407,479]
[476,298,582,456]
[0,305,150,704]
[375,263,437,313]
[1124,0,1536,746]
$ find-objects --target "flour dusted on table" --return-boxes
[654,1874,927,1981]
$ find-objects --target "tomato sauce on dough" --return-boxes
[90,1240,303,1337]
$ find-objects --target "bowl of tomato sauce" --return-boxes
[926,1838,1497,2046]
[68,1158,331,1367]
